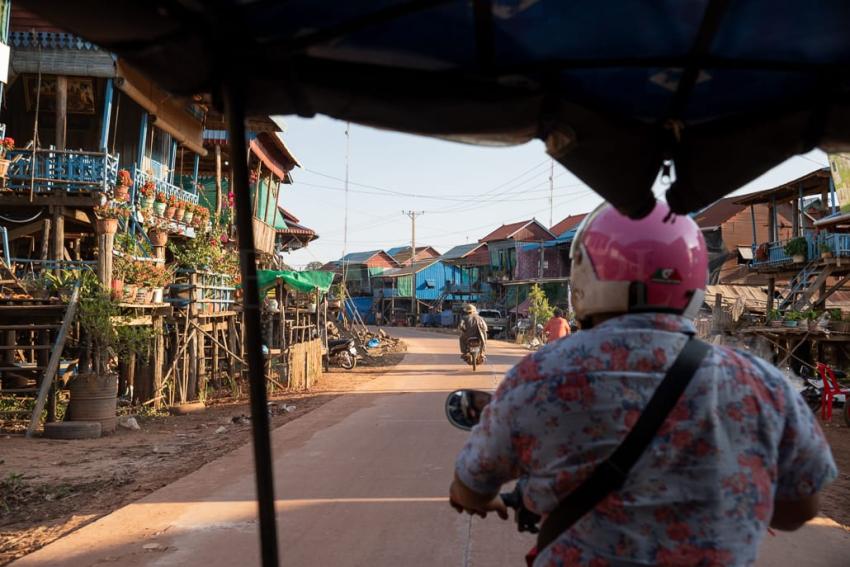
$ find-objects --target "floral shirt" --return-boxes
[455,313,837,566]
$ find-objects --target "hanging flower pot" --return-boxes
[141,196,154,210]
[183,210,194,224]
[153,201,166,216]
[174,206,186,222]
[96,218,119,234]
[149,230,168,247]
[165,205,176,219]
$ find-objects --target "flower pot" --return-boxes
[153,201,166,216]
[124,284,137,303]
[152,287,164,303]
[174,207,185,222]
[183,211,194,224]
[141,196,155,210]
[95,218,118,234]
[0,158,10,178]
[792,254,806,263]
[111,278,124,300]
[165,205,176,219]
[68,372,118,435]
[822,252,833,259]
[149,230,168,247]
[136,286,150,304]
[114,185,130,202]
[769,319,783,328]
[783,320,798,328]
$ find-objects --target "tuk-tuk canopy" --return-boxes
[18,0,850,218]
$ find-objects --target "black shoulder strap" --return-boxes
[536,337,711,552]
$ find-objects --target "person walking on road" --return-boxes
[543,308,571,343]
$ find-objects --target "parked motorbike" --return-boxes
[327,338,358,370]
[463,337,485,371]
[445,389,541,532]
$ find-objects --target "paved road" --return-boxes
[13,329,849,566]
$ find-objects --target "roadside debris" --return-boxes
[118,416,141,431]
[214,426,228,434]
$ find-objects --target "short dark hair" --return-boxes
[553,308,564,318]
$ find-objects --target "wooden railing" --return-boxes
[253,217,276,256]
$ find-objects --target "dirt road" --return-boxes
[11,329,850,566]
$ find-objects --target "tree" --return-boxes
[304,261,325,271]
[527,284,553,328]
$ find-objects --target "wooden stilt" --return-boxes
[153,314,164,409]
[55,76,68,151]
[52,208,64,275]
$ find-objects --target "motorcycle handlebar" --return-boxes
[500,486,541,534]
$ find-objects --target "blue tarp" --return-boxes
[345,296,375,325]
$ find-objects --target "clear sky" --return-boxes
[277,115,829,268]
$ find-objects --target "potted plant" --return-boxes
[755,243,769,261]
[182,203,195,224]
[0,137,15,177]
[173,199,185,222]
[165,195,178,219]
[784,237,808,263]
[71,289,121,434]
[768,308,783,328]
[111,255,127,299]
[93,204,130,234]
[147,219,169,247]
[783,310,802,327]
[148,264,172,303]
[113,169,133,202]
[139,181,156,210]
[153,192,167,216]
[819,241,834,259]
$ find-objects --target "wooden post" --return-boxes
[52,208,64,276]
[212,319,220,383]
[215,145,223,217]
[197,323,206,399]
[153,314,164,409]
[767,277,775,315]
[767,200,776,243]
[97,231,115,286]
[40,219,51,261]
[55,76,68,150]
[711,292,723,333]
[792,198,800,237]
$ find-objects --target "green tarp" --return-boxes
[257,270,335,294]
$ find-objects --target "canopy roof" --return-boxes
[256,270,334,294]
[733,168,831,206]
[18,1,850,217]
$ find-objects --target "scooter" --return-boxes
[444,389,540,533]
[327,338,358,370]
[463,337,485,371]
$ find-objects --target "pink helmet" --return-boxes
[570,200,708,324]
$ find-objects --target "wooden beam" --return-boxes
[0,194,100,207]
[215,145,223,217]
[26,286,79,437]
[52,208,64,275]
[7,220,46,241]
[55,76,68,151]
[40,219,51,261]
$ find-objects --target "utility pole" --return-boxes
[403,210,424,325]
[548,159,554,228]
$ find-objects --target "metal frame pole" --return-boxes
[223,79,280,566]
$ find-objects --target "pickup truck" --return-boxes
[478,309,507,338]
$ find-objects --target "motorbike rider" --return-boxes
[458,304,488,362]
[450,201,837,566]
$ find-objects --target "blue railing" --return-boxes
[815,232,850,258]
[6,148,119,193]
[750,232,850,267]
[132,166,199,206]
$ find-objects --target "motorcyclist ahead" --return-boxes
[459,304,488,362]
[450,201,837,566]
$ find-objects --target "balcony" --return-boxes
[253,217,276,256]
[132,166,199,205]
[751,232,850,268]
[5,148,118,193]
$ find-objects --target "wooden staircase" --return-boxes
[778,260,835,312]
[0,291,78,433]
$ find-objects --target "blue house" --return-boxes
[373,259,476,324]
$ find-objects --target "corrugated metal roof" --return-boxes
[479,220,535,242]
[442,243,485,260]
[694,197,744,228]
[375,259,439,277]
[340,250,384,263]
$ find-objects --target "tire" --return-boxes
[339,351,355,370]
[44,421,102,440]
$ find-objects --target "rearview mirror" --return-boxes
[445,389,493,430]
